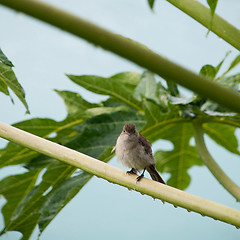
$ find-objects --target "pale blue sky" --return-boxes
[0,0,240,239]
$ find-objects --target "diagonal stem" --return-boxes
[193,119,240,202]
[166,0,240,51]
[0,0,240,112]
[0,121,240,227]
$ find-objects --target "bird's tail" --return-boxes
[147,165,165,184]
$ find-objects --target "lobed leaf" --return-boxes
[55,90,101,115]
[203,122,239,155]
[147,0,155,10]
[134,71,159,102]
[67,74,142,111]
[0,48,14,67]
[154,123,202,189]
[0,49,29,113]
[207,0,218,17]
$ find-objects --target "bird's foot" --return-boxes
[127,168,137,175]
[136,174,144,182]
[136,168,146,182]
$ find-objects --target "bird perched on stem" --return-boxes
[114,123,165,184]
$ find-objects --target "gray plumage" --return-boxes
[115,123,165,184]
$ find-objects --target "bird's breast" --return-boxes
[115,135,154,170]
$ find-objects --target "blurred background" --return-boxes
[0,0,240,239]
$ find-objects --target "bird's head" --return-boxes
[122,123,136,136]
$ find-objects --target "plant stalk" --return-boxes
[167,0,240,51]
[1,0,240,113]
[0,121,240,227]
[193,120,240,202]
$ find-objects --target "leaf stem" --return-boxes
[1,0,240,112]
[166,0,240,51]
[193,119,240,202]
[0,121,240,227]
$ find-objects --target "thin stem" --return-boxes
[1,0,240,113]
[167,0,240,51]
[0,121,240,227]
[193,119,240,202]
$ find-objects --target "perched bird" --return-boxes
[114,123,165,184]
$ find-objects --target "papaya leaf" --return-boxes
[38,171,91,233]
[154,123,202,190]
[0,106,129,168]
[147,0,155,10]
[67,111,145,157]
[206,0,218,34]
[0,49,29,113]
[200,51,230,80]
[207,0,218,17]
[110,71,141,90]
[140,99,202,189]
[0,106,145,239]
[223,54,240,75]
[0,170,40,236]
[67,74,142,111]
[55,90,101,115]
[166,80,179,97]
[200,73,240,113]
[141,98,184,141]
[133,71,158,102]
[0,48,13,67]
[203,123,239,155]
[218,73,240,91]
[200,64,217,79]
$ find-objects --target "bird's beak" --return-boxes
[127,132,131,136]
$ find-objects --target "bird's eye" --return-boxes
[123,130,126,132]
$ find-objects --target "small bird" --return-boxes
[114,123,165,184]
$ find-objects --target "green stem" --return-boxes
[167,0,240,51]
[1,0,240,113]
[0,121,240,227]
[193,119,240,202]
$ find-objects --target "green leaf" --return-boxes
[133,71,158,102]
[199,51,230,80]
[224,54,240,75]
[154,123,202,189]
[67,74,142,111]
[147,0,155,10]
[200,73,240,112]
[110,71,141,90]
[0,62,29,113]
[0,170,40,235]
[0,49,29,113]
[0,48,13,67]
[200,64,217,79]
[139,99,201,189]
[67,110,145,157]
[0,118,62,168]
[166,80,179,97]
[207,0,218,17]
[39,171,91,232]
[55,90,101,115]
[203,123,239,155]
[0,105,145,239]
[218,73,240,90]
[141,98,181,138]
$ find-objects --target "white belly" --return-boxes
[115,135,154,170]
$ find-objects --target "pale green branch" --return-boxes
[0,121,240,228]
[193,119,240,202]
[0,0,240,113]
[167,0,240,51]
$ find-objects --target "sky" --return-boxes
[0,0,240,239]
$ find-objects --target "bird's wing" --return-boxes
[138,133,153,157]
